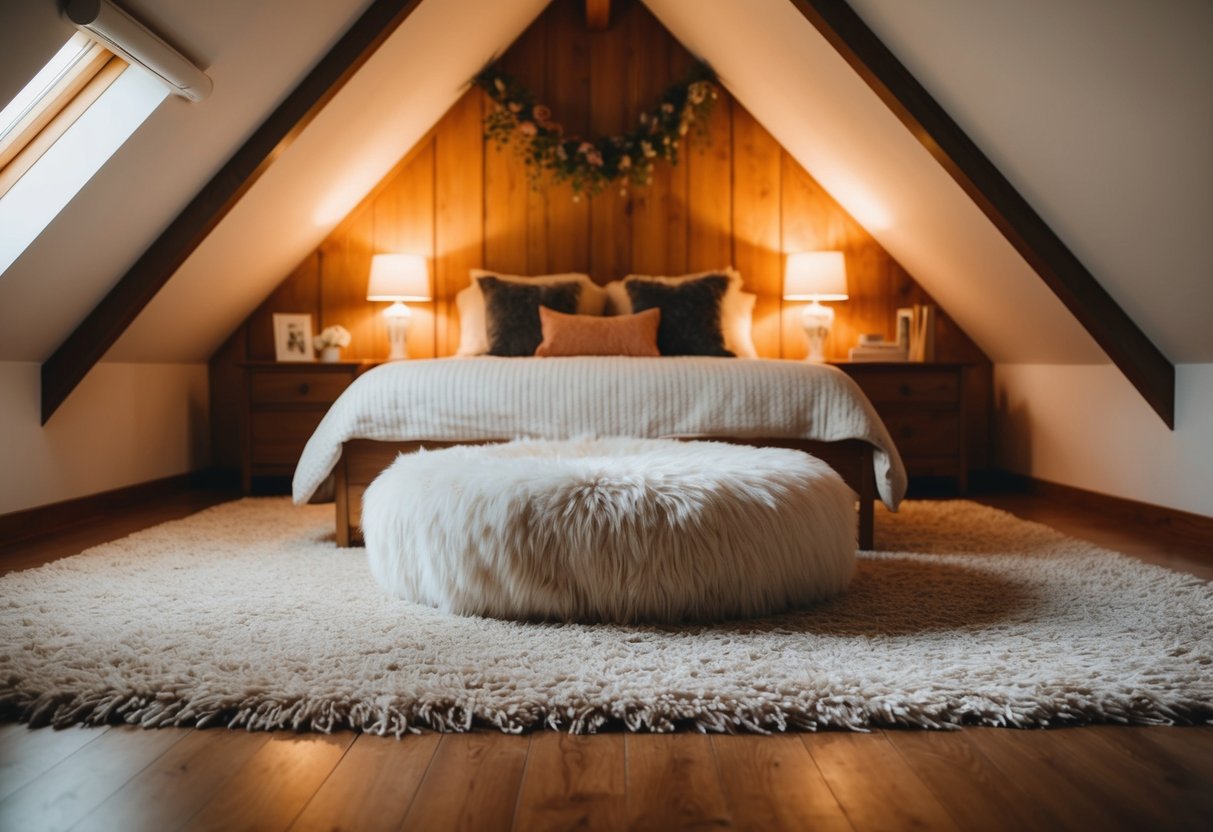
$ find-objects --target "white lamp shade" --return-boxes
[783,251,848,301]
[367,254,430,301]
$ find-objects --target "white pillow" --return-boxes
[456,270,607,356]
[605,268,759,359]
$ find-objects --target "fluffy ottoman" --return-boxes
[362,437,856,623]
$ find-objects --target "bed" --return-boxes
[292,356,906,550]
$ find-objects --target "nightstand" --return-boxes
[832,362,968,492]
[240,361,376,494]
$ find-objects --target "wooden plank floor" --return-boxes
[1,487,1210,831]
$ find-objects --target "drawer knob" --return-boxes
[298,383,310,396]
[899,383,912,397]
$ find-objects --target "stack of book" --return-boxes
[906,304,936,362]
[848,335,907,362]
[846,304,936,362]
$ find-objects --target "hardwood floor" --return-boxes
[1,486,1210,831]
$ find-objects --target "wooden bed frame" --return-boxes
[332,437,877,550]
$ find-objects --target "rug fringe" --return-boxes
[3,689,1210,735]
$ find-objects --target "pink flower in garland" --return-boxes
[577,141,603,167]
[474,60,717,199]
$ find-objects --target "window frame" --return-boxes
[0,34,126,199]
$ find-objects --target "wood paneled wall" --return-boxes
[210,0,990,468]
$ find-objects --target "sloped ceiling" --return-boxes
[646,0,1106,364]
[0,0,378,361]
[2,0,1207,368]
[845,0,1213,364]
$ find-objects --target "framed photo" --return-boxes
[273,313,314,362]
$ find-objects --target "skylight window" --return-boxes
[0,35,94,141]
[0,33,124,197]
[0,33,167,278]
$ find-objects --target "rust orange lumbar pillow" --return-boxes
[534,306,661,357]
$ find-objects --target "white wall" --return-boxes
[995,364,1213,517]
[0,362,209,515]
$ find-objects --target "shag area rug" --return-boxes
[1,499,1209,734]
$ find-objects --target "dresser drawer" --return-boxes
[250,410,325,466]
[881,409,961,458]
[850,370,959,404]
[251,371,353,405]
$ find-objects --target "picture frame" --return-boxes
[273,313,314,362]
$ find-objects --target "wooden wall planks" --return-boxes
[732,104,784,358]
[434,91,484,356]
[209,0,991,469]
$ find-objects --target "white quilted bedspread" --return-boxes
[292,357,907,508]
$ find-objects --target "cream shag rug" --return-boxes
[1,499,1209,734]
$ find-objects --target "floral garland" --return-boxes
[474,61,718,199]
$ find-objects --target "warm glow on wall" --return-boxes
[815,169,894,232]
[312,162,392,227]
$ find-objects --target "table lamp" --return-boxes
[367,254,430,360]
[784,251,848,363]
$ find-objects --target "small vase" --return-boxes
[320,347,341,363]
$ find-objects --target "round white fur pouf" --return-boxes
[362,437,857,623]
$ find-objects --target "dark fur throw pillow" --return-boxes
[625,275,735,356]
[478,276,582,356]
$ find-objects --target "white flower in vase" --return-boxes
[313,325,351,362]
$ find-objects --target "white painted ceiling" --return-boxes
[845,0,1213,363]
[0,0,1208,367]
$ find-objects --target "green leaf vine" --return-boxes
[474,60,718,200]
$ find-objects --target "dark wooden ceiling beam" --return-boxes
[40,0,425,423]
[789,0,1175,427]
[586,0,610,31]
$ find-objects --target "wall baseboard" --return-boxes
[0,469,231,548]
[979,469,1213,549]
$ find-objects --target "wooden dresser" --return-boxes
[832,362,968,492]
[240,361,375,493]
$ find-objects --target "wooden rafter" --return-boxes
[586,0,611,30]
[789,0,1175,427]
[40,0,426,423]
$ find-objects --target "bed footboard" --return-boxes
[335,438,876,550]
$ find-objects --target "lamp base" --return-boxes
[384,301,412,361]
[801,300,834,363]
